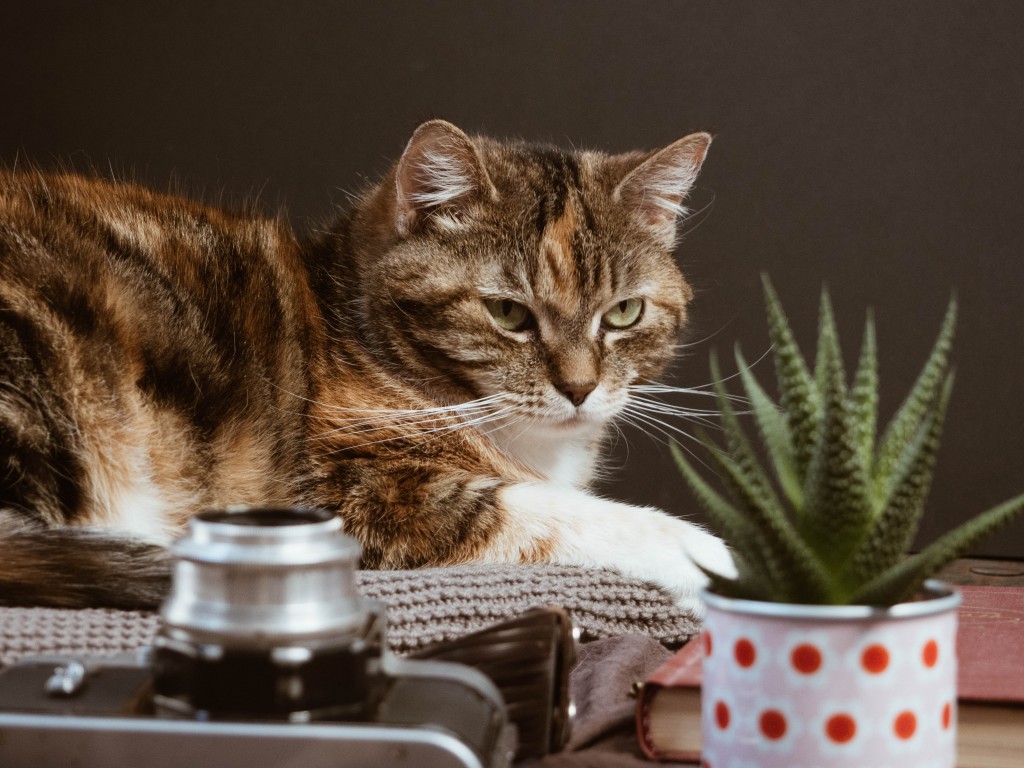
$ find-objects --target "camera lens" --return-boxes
[197,506,332,527]
[153,507,383,721]
[162,506,365,639]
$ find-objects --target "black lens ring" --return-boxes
[196,506,334,528]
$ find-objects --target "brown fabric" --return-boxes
[525,635,696,767]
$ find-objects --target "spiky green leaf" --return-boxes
[762,275,820,477]
[847,372,954,585]
[849,310,879,477]
[709,352,780,508]
[798,290,873,572]
[853,490,1024,605]
[669,441,763,574]
[873,297,956,500]
[736,346,802,508]
[813,288,846,394]
[685,431,837,604]
[692,559,771,601]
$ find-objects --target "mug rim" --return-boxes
[701,579,962,621]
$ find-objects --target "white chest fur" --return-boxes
[484,421,602,487]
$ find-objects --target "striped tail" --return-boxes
[0,513,171,609]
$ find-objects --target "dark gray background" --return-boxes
[3,1,1023,556]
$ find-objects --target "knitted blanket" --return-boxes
[0,564,698,666]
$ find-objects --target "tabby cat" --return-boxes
[0,120,732,613]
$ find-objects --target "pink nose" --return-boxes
[557,381,597,407]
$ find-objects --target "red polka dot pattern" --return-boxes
[790,643,822,674]
[733,637,756,668]
[714,700,730,729]
[699,612,957,764]
[922,639,939,668]
[860,643,890,674]
[825,713,857,744]
[893,710,917,739]
[759,709,788,740]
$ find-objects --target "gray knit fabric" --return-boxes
[0,564,698,666]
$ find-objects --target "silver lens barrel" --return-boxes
[160,507,368,643]
[154,507,384,721]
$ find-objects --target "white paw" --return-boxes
[606,510,734,618]
[497,483,736,618]
[666,521,736,617]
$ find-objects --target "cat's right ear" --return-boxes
[394,120,496,236]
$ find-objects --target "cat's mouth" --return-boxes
[536,405,616,433]
[551,413,587,430]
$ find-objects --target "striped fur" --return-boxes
[0,121,732,612]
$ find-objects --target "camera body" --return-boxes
[0,651,511,768]
[0,508,514,768]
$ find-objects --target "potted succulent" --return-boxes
[672,277,1024,768]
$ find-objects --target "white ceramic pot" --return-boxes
[699,580,961,768]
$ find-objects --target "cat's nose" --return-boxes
[557,381,597,407]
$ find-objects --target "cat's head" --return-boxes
[347,120,710,435]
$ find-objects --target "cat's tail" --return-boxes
[0,513,171,610]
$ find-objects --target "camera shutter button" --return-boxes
[44,661,88,697]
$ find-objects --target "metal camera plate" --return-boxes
[0,711,506,768]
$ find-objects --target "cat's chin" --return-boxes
[486,412,607,487]
[529,411,609,437]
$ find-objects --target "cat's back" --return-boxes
[0,171,321,540]
[0,170,305,311]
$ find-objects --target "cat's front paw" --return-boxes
[497,483,735,619]
[656,518,735,618]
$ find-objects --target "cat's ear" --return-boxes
[394,120,496,236]
[614,132,712,246]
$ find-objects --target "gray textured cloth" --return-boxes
[0,564,698,665]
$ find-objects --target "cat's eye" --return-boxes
[601,298,644,329]
[484,298,533,332]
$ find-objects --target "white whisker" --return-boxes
[620,406,706,446]
[672,319,735,352]
[627,396,726,419]
[327,403,512,438]
[314,400,521,453]
[312,399,505,438]
[319,393,507,418]
[616,409,721,476]
[639,343,774,400]
[630,383,748,404]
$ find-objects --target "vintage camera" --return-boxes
[0,507,516,767]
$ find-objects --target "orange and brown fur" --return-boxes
[0,120,732,611]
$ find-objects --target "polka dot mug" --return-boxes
[700,581,960,768]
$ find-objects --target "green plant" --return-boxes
[673,276,1024,605]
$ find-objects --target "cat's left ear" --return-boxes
[615,132,712,247]
[394,120,497,236]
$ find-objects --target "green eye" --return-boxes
[602,298,644,329]
[485,298,533,331]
